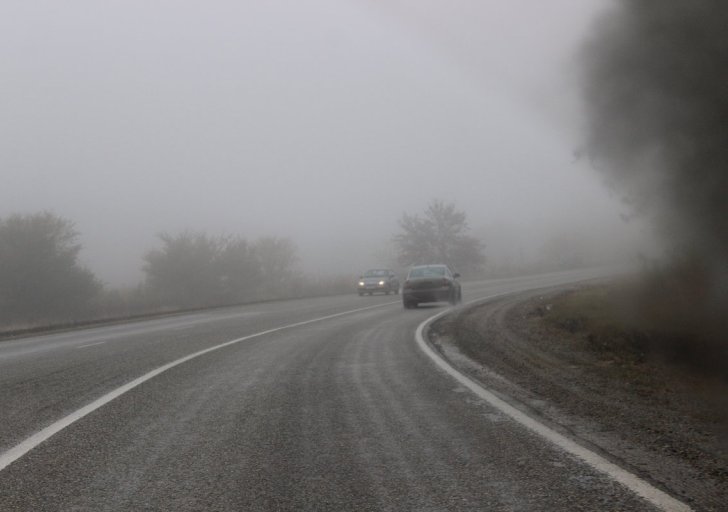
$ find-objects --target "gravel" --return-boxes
[430,285,728,512]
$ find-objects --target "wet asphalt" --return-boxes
[0,269,661,511]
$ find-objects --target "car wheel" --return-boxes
[385,290,390,295]
[358,292,364,296]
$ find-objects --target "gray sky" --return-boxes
[2,0,641,285]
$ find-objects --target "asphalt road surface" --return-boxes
[0,269,686,511]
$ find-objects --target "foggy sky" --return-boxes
[1,0,636,285]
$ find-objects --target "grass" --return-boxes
[541,276,728,446]
[542,283,651,365]
[543,263,728,379]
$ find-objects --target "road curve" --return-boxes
[0,269,671,511]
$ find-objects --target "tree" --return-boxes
[143,231,262,308]
[144,232,221,307]
[0,212,100,324]
[581,1,728,267]
[216,237,260,303]
[253,237,298,289]
[393,200,485,275]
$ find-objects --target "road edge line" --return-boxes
[414,298,693,512]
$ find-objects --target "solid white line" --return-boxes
[415,298,693,512]
[76,341,106,349]
[0,300,399,473]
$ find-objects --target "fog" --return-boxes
[581,0,728,276]
[1,0,642,286]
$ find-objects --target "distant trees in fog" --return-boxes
[254,236,297,287]
[0,213,305,329]
[0,212,100,325]
[143,232,298,308]
[394,200,485,275]
[0,212,348,332]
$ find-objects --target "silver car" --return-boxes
[357,269,400,295]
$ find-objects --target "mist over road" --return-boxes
[0,269,673,511]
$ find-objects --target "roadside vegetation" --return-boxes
[577,0,728,378]
[0,212,101,329]
[544,264,728,379]
[0,212,352,335]
[541,283,645,362]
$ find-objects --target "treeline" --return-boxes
[0,212,349,332]
[144,232,297,308]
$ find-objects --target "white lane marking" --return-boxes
[0,300,399,473]
[76,341,106,349]
[415,298,693,512]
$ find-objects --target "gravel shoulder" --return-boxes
[429,284,728,512]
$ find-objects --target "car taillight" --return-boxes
[403,280,411,289]
[442,278,450,286]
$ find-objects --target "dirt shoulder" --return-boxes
[429,284,727,512]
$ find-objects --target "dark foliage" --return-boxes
[581,0,728,366]
[143,232,300,308]
[0,212,100,325]
[143,232,262,308]
[581,1,728,254]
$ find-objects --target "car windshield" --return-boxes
[364,270,389,277]
[408,266,446,278]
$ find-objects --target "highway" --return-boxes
[0,269,685,511]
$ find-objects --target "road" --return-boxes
[0,269,684,511]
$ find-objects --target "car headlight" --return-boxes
[358,281,365,286]
[378,280,385,286]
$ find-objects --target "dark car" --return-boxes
[402,264,461,308]
[357,269,400,295]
